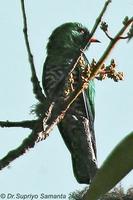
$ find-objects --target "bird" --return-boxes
[42,22,100,184]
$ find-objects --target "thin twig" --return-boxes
[0,120,38,129]
[0,117,43,170]
[0,129,41,170]
[104,31,113,40]
[119,35,129,39]
[89,17,133,80]
[20,0,46,102]
[85,0,112,50]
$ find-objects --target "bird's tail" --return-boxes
[58,113,97,184]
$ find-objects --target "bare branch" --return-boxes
[85,0,112,50]
[0,120,38,129]
[20,0,46,102]
[100,21,113,40]
[90,17,133,80]
[0,118,43,170]
[0,129,40,170]
[104,31,113,40]
[119,35,129,40]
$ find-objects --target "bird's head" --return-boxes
[47,22,100,56]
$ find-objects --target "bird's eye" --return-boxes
[77,28,85,34]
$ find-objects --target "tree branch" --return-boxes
[20,0,46,102]
[0,129,40,170]
[0,118,43,170]
[0,120,38,129]
[85,0,112,50]
[104,31,113,40]
[90,17,133,79]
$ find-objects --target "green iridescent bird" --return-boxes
[42,22,100,184]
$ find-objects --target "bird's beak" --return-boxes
[89,37,101,43]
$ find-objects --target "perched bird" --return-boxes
[42,22,100,184]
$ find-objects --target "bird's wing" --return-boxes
[83,80,96,156]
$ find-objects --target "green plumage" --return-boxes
[42,22,98,184]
